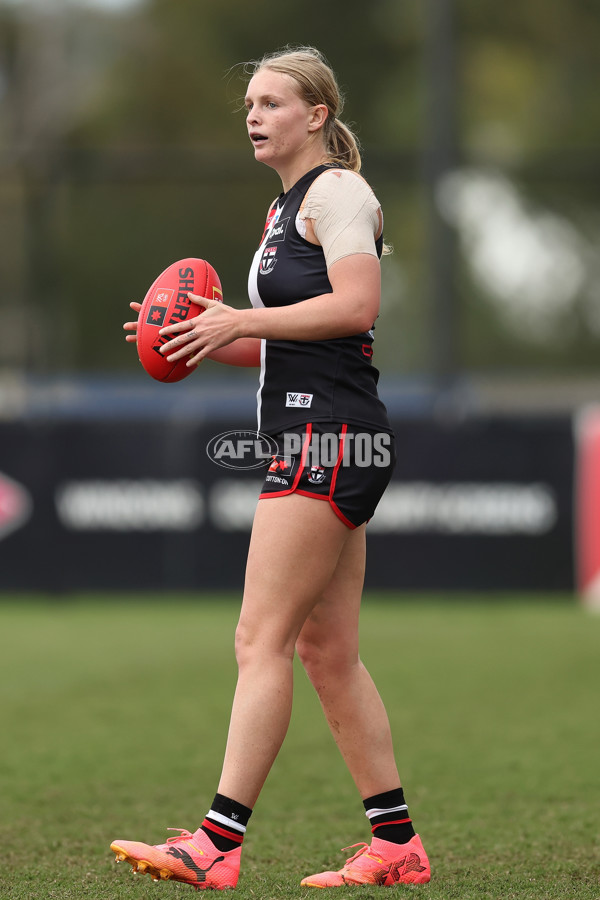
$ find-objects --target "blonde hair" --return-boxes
[243,47,392,255]
[245,46,362,173]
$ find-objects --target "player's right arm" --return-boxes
[206,340,261,367]
[124,301,260,367]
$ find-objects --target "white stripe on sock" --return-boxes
[207,809,247,833]
[365,804,409,819]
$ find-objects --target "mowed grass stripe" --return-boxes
[0,594,598,899]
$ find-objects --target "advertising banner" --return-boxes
[0,415,574,592]
[574,406,600,608]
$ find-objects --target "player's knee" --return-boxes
[296,634,355,684]
[233,621,256,669]
[296,640,322,683]
[234,620,296,669]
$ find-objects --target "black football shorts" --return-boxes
[259,421,396,528]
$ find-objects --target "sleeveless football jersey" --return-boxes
[248,164,392,436]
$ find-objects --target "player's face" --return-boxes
[245,69,322,174]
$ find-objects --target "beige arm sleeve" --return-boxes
[297,169,382,269]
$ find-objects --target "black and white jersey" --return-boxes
[248,164,392,436]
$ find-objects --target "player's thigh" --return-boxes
[296,524,367,667]
[237,493,352,656]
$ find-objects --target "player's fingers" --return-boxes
[130,301,142,312]
[188,292,218,309]
[164,343,199,362]
[160,330,198,355]
[162,331,204,358]
[185,346,210,366]
[159,318,197,337]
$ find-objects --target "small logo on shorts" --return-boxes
[286,392,313,408]
[266,455,295,486]
[307,465,326,485]
[268,456,295,477]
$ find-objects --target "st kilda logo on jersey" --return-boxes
[259,245,278,275]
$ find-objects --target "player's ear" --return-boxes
[308,104,328,133]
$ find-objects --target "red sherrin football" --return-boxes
[137,257,223,383]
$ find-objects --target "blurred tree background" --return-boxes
[1,0,599,406]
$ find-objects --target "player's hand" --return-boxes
[159,293,241,366]
[123,301,142,344]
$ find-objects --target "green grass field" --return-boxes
[1,594,599,900]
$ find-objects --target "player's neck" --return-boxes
[276,149,330,194]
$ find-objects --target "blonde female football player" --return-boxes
[112,46,430,890]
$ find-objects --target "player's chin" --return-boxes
[252,141,272,159]
[254,149,279,171]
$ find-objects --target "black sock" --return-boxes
[200,793,253,852]
[363,788,416,844]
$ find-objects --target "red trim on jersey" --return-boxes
[293,490,356,528]
[201,819,244,844]
[329,424,347,497]
[293,423,312,486]
[329,501,356,529]
[327,425,356,528]
[295,490,327,501]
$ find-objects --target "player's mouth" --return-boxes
[250,133,268,145]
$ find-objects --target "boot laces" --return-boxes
[165,828,194,844]
[341,843,370,865]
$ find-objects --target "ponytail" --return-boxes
[326,117,361,172]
